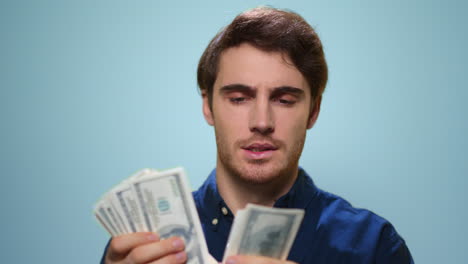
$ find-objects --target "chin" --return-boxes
[235,162,288,185]
[217,147,299,186]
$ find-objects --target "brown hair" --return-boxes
[197,6,328,108]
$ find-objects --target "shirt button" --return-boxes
[212,218,218,225]
[221,207,228,216]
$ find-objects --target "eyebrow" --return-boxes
[270,86,305,97]
[219,84,254,95]
[219,84,305,97]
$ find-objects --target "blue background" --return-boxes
[1,0,466,263]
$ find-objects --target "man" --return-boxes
[101,6,414,264]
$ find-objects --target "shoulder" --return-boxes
[314,189,388,229]
[192,184,208,220]
[192,185,203,202]
[312,188,393,242]
[192,169,218,221]
[305,188,412,262]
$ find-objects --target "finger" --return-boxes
[127,236,185,264]
[148,251,187,264]
[226,255,298,264]
[107,232,159,261]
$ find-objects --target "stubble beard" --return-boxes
[215,129,307,187]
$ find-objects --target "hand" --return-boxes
[225,255,297,264]
[105,232,187,264]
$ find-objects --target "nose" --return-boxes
[249,97,274,135]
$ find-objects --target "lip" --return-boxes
[241,142,278,160]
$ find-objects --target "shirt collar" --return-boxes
[274,167,318,209]
[195,167,318,221]
[195,168,232,226]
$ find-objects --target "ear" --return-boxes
[202,91,214,126]
[307,96,322,129]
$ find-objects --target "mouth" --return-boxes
[242,143,278,152]
[241,142,278,160]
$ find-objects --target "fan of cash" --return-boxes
[94,167,304,264]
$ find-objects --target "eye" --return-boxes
[273,95,297,106]
[278,99,295,105]
[229,97,246,104]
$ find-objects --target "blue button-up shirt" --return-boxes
[193,168,414,263]
[100,168,414,263]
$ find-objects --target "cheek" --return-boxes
[276,113,309,140]
[215,103,249,126]
[213,107,249,141]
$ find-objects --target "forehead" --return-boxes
[214,43,309,93]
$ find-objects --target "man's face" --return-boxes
[203,43,320,184]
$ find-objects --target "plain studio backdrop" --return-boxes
[1,0,466,263]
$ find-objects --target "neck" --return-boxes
[216,162,298,215]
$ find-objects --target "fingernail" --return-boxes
[175,251,186,261]
[226,257,237,264]
[172,238,184,249]
[147,234,158,241]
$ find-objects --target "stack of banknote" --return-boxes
[94,167,304,264]
[222,204,304,262]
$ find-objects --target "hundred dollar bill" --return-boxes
[108,169,155,232]
[222,204,304,262]
[107,193,129,234]
[94,199,120,236]
[93,169,152,235]
[131,167,209,264]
